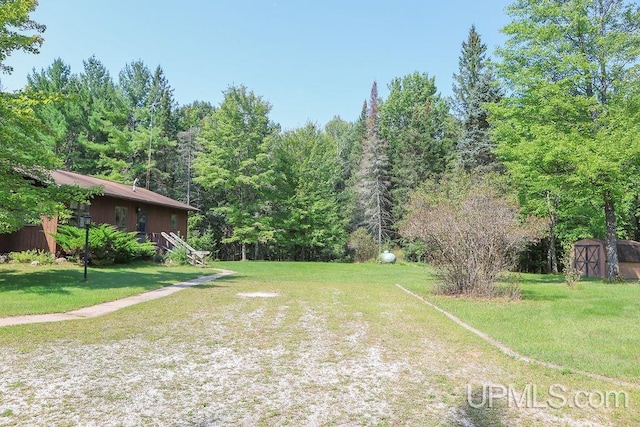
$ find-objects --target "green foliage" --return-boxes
[562,244,582,289]
[52,224,155,266]
[356,82,392,246]
[379,72,457,226]
[272,123,347,261]
[491,0,640,281]
[8,249,54,264]
[193,85,280,260]
[0,92,69,233]
[347,228,378,263]
[0,0,45,74]
[164,245,189,266]
[452,25,502,172]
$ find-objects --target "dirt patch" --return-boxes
[236,292,279,298]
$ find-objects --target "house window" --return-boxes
[115,206,128,230]
[66,202,88,227]
[170,214,177,230]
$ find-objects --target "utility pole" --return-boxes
[146,101,157,190]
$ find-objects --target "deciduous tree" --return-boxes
[490,0,640,281]
[193,85,279,261]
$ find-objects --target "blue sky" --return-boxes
[2,0,513,130]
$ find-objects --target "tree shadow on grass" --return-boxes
[521,288,569,301]
[0,266,225,295]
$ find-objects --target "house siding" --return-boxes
[0,197,190,255]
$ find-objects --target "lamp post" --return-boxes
[83,212,92,281]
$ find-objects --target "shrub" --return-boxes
[9,250,54,265]
[52,224,156,266]
[401,179,546,298]
[562,245,582,288]
[347,228,378,263]
[164,246,190,265]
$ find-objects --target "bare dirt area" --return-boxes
[0,272,633,426]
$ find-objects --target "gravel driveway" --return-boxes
[0,272,626,426]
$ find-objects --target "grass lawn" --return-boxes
[0,261,218,317]
[403,273,640,382]
[1,261,636,426]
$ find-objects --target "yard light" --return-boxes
[83,212,92,281]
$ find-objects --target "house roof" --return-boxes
[51,170,198,211]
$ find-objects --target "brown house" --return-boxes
[0,170,198,254]
[573,238,640,279]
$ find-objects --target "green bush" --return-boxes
[52,224,156,266]
[9,250,55,264]
[164,246,190,265]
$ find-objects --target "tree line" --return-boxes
[3,0,640,280]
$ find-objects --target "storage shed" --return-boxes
[572,238,640,279]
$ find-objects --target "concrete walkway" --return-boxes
[0,269,235,328]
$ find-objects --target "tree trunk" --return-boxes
[241,243,247,261]
[604,190,619,281]
[546,192,559,274]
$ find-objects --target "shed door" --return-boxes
[574,245,600,278]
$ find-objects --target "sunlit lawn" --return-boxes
[1,261,635,425]
[3,259,640,384]
[0,261,217,317]
[403,272,640,382]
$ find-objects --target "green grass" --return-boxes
[0,261,637,425]
[0,261,217,317]
[404,273,640,381]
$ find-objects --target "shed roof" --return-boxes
[51,170,198,211]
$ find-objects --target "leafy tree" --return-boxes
[490,0,640,281]
[325,116,360,232]
[0,0,80,233]
[0,92,60,232]
[118,59,152,123]
[74,56,130,176]
[0,0,44,74]
[356,81,392,251]
[452,25,502,172]
[272,123,346,260]
[193,85,279,261]
[379,72,457,226]
[175,102,212,206]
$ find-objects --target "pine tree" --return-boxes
[452,25,502,173]
[356,82,392,252]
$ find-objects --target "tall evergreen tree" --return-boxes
[452,25,502,172]
[356,81,392,250]
[26,58,84,164]
[146,65,178,195]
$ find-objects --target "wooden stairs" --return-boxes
[161,231,210,267]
